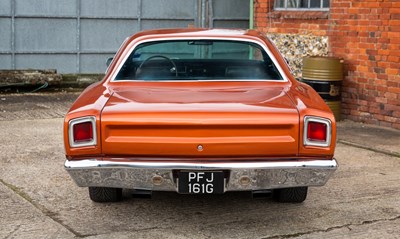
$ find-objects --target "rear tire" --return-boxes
[88,187,122,202]
[273,187,308,203]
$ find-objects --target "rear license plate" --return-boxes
[178,171,224,194]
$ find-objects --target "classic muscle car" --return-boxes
[64,28,337,203]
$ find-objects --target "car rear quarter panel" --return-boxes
[286,81,337,158]
[64,82,111,157]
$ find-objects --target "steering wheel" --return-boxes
[136,55,178,77]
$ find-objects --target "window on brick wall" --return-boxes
[275,0,330,10]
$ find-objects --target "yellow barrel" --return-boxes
[325,101,341,121]
[303,57,343,81]
[301,57,344,121]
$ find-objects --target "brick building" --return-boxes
[254,0,400,129]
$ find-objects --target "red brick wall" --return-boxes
[254,0,400,129]
[254,0,329,35]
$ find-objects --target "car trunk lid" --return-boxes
[101,83,299,158]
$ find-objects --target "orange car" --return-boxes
[64,28,337,203]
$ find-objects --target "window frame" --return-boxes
[274,0,330,11]
[109,37,290,83]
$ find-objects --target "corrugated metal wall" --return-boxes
[0,0,249,74]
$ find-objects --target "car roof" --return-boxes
[129,28,266,40]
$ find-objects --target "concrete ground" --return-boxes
[0,92,399,239]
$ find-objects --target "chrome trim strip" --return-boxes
[109,36,290,83]
[68,116,97,148]
[105,36,129,74]
[65,158,337,191]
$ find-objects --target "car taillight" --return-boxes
[304,116,331,147]
[307,121,327,141]
[73,122,93,142]
[68,116,97,147]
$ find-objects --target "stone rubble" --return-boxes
[0,69,62,86]
[267,33,329,78]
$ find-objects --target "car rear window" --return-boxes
[115,40,283,81]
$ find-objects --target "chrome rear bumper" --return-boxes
[64,159,337,191]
